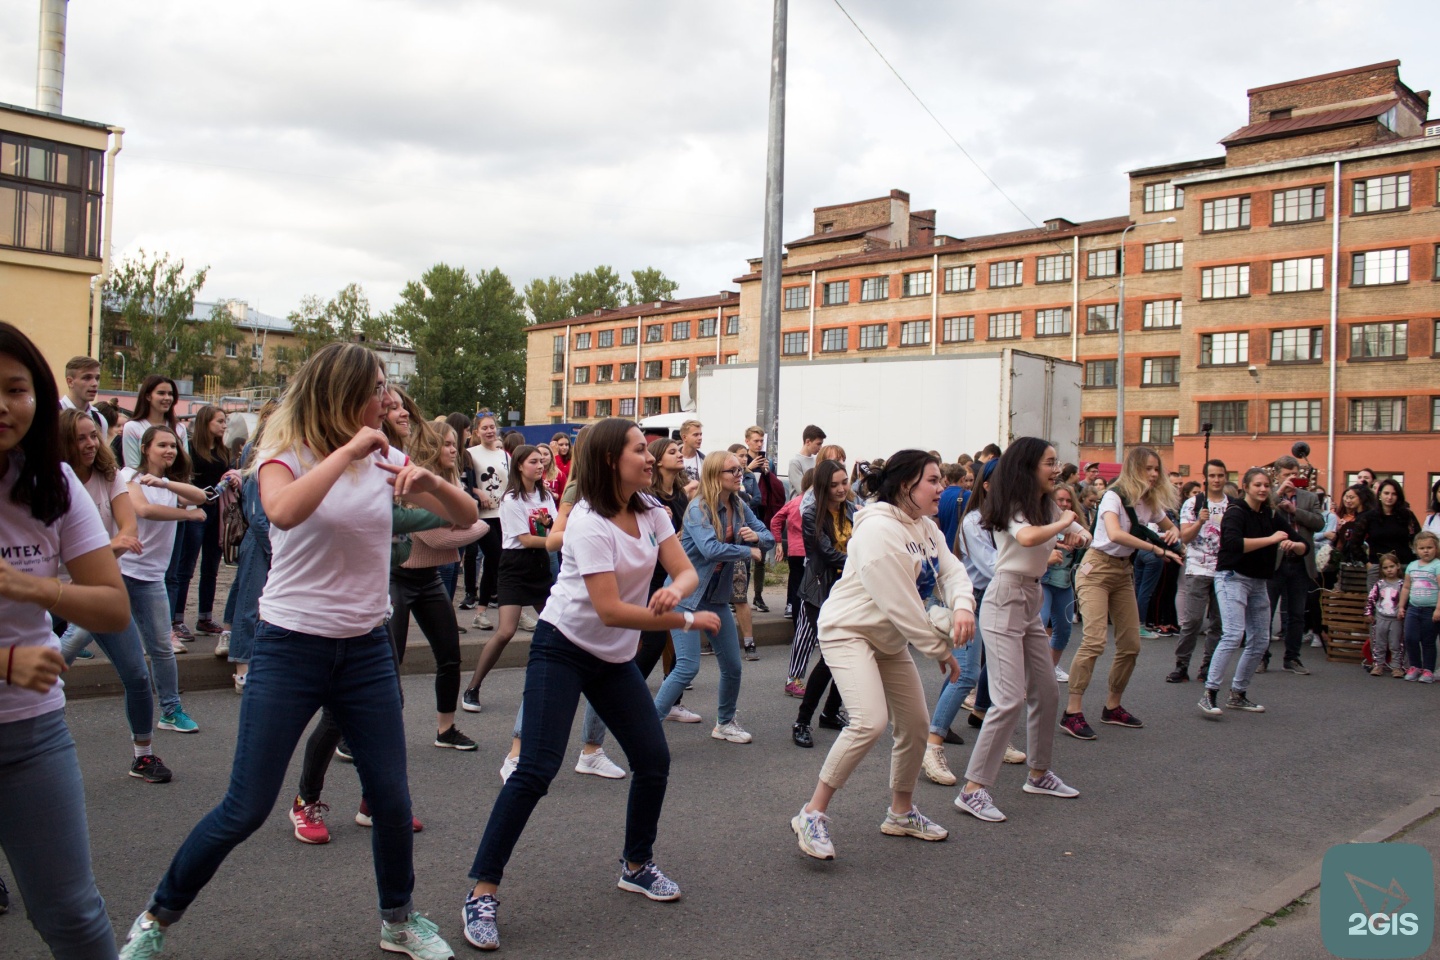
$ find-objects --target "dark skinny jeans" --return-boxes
[388,566,462,715]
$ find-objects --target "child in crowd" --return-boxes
[1365,553,1405,678]
[1399,531,1440,682]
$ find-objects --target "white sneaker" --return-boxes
[791,806,835,860]
[518,612,538,632]
[214,631,230,657]
[711,720,753,743]
[922,744,957,786]
[880,805,948,841]
[575,748,627,779]
[1054,666,1069,683]
[955,786,1006,822]
[1003,745,1027,764]
[1023,770,1080,798]
[474,609,494,630]
[665,704,702,723]
[499,754,518,784]
[233,672,246,694]
[170,631,189,654]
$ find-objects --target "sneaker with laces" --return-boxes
[791,806,835,860]
[517,612,538,632]
[922,744,957,785]
[1138,626,1160,640]
[334,740,354,762]
[169,631,189,654]
[1054,666,1070,683]
[119,912,165,960]
[784,678,806,698]
[753,596,770,613]
[462,892,499,951]
[1226,691,1266,712]
[355,799,424,832]
[711,719,753,743]
[665,704,702,723]
[1100,704,1143,728]
[816,710,848,731]
[1392,667,1406,679]
[473,610,494,630]
[434,725,478,751]
[499,754,518,783]
[575,748,627,779]
[743,640,759,661]
[379,911,453,960]
[172,621,195,641]
[213,630,230,657]
[290,796,331,844]
[880,805,948,841]
[1023,770,1080,798]
[792,722,814,748]
[157,710,198,734]
[461,688,482,713]
[196,618,224,636]
[617,859,682,901]
[1282,659,1310,675]
[1003,745,1027,764]
[1404,667,1421,681]
[1198,689,1222,717]
[955,786,1006,822]
[458,594,479,610]
[1370,663,1386,676]
[129,754,173,784]
[1420,670,1436,684]
[1059,711,1096,740]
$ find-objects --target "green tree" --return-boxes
[523,276,571,325]
[286,283,393,363]
[627,266,679,304]
[391,264,527,417]
[567,265,627,316]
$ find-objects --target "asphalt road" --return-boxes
[4,630,1439,960]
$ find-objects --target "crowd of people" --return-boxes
[3,327,1437,959]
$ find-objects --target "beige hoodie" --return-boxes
[817,502,974,662]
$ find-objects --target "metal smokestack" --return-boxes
[36,0,68,114]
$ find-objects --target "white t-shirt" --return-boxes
[122,418,187,470]
[81,469,127,538]
[539,499,676,663]
[1180,495,1229,577]
[681,450,704,485]
[499,488,556,550]
[118,468,182,582]
[467,444,509,519]
[1091,490,1161,558]
[60,395,109,442]
[995,512,1060,579]
[258,446,408,638]
[0,460,110,724]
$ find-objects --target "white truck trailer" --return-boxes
[692,349,1082,468]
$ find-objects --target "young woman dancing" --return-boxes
[791,460,855,748]
[637,437,696,722]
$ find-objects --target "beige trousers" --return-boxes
[816,636,930,792]
[1067,549,1142,700]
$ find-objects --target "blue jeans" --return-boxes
[1403,605,1438,673]
[60,621,154,741]
[0,709,116,959]
[165,516,205,623]
[469,621,670,884]
[124,575,182,715]
[1042,581,1075,652]
[1134,548,1163,625]
[930,587,986,736]
[148,622,415,923]
[1206,571,1270,692]
[437,561,459,600]
[655,603,742,725]
[221,529,270,665]
[512,699,606,745]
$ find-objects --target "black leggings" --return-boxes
[298,709,345,804]
[796,655,844,726]
[389,566,462,715]
[476,523,502,607]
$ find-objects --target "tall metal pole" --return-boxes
[1114,215,1176,463]
[756,0,787,449]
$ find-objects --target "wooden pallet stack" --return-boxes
[1319,589,1368,663]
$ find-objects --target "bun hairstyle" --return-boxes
[870,449,941,511]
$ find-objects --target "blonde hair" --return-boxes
[254,342,380,470]
[1111,446,1177,514]
[537,442,558,485]
[698,449,742,526]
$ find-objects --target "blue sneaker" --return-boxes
[462,892,499,951]
[380,911,453,960]
[119,913,165,959]
[616,859,681,901]
[157,710,199,734]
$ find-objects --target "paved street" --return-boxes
[4,630,1440,960]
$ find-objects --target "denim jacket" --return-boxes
[675,495,775,612]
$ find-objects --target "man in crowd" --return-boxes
[679,419,705,484]
[978,443,1002,463]
[1263,455,1323,675]
[61,356,109,440]
[1167,459,1229,683]
[787,424,826,498]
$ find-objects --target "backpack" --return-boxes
[1093,489,1181,560]
[220,477,247,565]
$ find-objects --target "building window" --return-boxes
[899,320,931,346]
[1351,248,1409,286]
[668,396,682,413]
[699,317,717,338]
[1269,400,1322,433]
[1035,255,1072,284]
[1270,327,1323,363]
[597,329,614,348]
[902,271,932,297]
[1035,308,1071,337]
[1271,257,1325,293]
[552,334,565,373]
[1201,264,1249,299]
[621,326,637,346]
[619,362,636,382]
[782,331,809,355]
[1272,185,1326,224]
[550,381,563,407]
[725,315,739,335]
[987,312,1022,340]
[860,277,889,302]
[1350,398,1405,432]
[643,396,661,417]
[573,366,589,384]
[1086,304,1117,333]
[942,316,974,343]
[988,260,1023,288]
[1142,356,1179,385]
[596,364,613,383]
[645,324,663,343]
[643,360,662,380]
[1141,300,1181,329]
[1350,321,1408,359]
[671,321,690,340]
[1143,242,1182,272]
[1084,359,1116,388]
[1143,182,1183,212]
[1199,401,1248,434]
[595,399,613,418]
[251,343,263,360]
[1140,417,1178,444]
[783,285,810,310]
[1433,397,1440,431]
[223,340,236,358]
[1200,332,1248,366]
[618,398,636,417]
[943,265,976,293]
[572,400,589,419]
[1435,244,1440,280]
[822,280,849,306]
[697,355,716,367]
[1083,417,1116,445]
[575,332,591,350]
[1087,249,1118,278]
[820,328,848,352]
[167,337,180,353]
[1201,196,1250,232]
[669,358,688,378]
[858,323,888,350]
[0,131,105,259]
[1352,173,1410,214]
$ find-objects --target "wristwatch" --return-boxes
[682,611,694,631]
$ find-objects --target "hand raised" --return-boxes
[343,426,390,462]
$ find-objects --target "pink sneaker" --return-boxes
[1404,667,1421,681]
[785,679,806,699]
[289,797,330,844]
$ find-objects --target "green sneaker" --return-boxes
[381,911,453,960]
[1138,626,1160,640]
[157,710,199,734]
[119,913,165,959]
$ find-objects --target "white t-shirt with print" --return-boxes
[118,468,182,582]
[499,488,557,550]
[1180,495,1229,577]
[1091,489,1161,558]
[681,451,704,485]
[539,499,676,663]
[467,444,509,520]
[0,460,110,724]
[258,446,408,638]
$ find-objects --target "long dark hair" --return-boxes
[503,444,553,504]
[132,374,179,429]
[0,323,69,522]
[1428,478,1440,518]
[191,404,230,465]
[1375,477,1409,514]
[139,425,192,482]
[578,418,656,519]
[981,437,1055,531]
[813,459,850,549]
[871,449,940,512]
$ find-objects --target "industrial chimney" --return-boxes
[36,0,67,114]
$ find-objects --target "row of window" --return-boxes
[1198,247,1432,300]
[569,396,682,420]
[558,316,741,358]
[1146,172,1427,222]
[111,331,264,360]
[1083,357,1181,388]
[1199,319,1428,366]
[1082,396,1434,444]
[570,353,734,384]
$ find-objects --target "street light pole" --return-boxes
[1114,215,1176,462]
[755,0,787,451]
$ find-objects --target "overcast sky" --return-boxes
[2,0,1435,317]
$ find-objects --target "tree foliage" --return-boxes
[286,283,393,363]
[521,266,680,324]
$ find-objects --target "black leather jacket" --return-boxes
[799,499,856,609]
